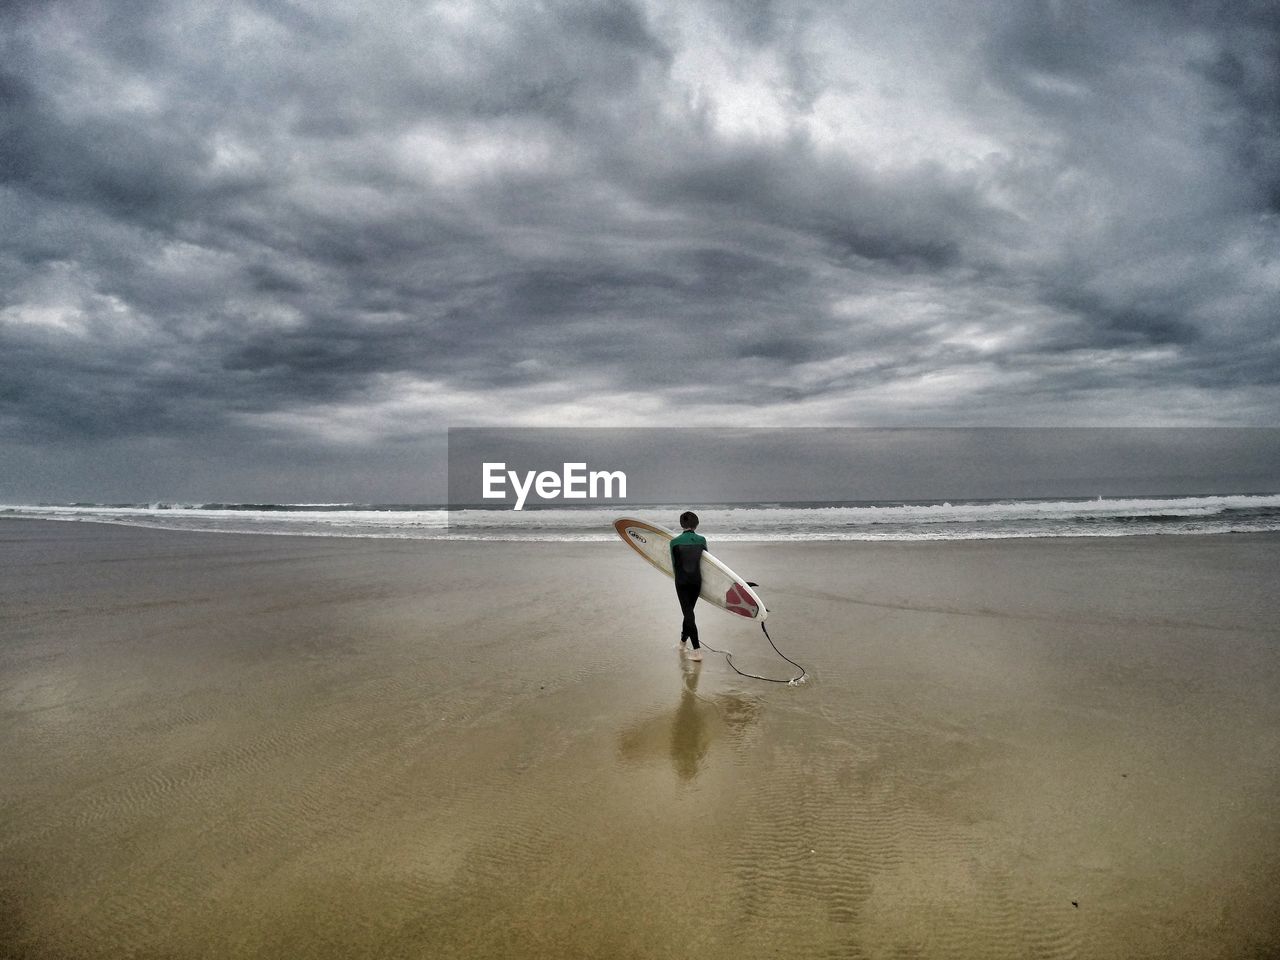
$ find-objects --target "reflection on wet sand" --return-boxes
[616,658,760,781]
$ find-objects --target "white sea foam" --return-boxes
[3,494,1279,541]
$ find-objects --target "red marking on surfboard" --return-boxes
[724,583,758,618]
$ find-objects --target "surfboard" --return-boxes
[612,517,767,621]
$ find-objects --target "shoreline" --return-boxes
[5,513,1280,546]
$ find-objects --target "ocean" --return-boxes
[5,494,1280,541]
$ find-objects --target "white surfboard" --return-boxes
[613,517,767,621]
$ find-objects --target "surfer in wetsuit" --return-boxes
[670,511,707,662]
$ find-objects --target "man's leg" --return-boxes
[677,581,700,649]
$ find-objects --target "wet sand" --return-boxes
[2,519,1279,959]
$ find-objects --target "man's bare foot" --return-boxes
[688,650,702,661]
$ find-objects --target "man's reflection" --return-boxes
[617,660,760,781]
[670,661,713,779]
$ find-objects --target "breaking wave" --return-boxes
[4,494,1280,541]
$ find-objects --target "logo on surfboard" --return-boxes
[628,530,648,544]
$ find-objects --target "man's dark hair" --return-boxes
[679,511,699,530]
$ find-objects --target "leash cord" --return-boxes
[700,622,808,685]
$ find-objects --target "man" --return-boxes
[669,511,707,661]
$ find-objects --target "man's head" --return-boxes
[679,511,699,530]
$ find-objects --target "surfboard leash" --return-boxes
[701,622,808,685]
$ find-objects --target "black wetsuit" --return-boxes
[670,529,707,649]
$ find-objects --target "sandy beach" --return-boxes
[2,518,1279,959]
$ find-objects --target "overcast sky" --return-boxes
[2,0,1278,500]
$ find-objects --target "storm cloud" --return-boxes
[2,0,1278,497]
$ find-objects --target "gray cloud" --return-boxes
[2,0,1278,498]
